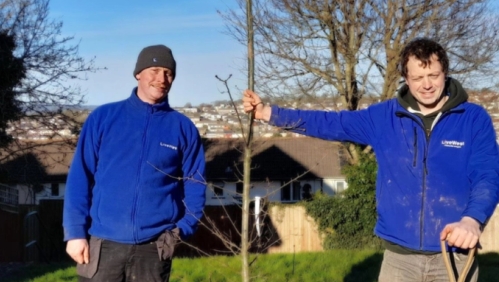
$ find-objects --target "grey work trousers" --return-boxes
[378,249,478,282]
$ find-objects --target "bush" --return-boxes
[305,147,381,250]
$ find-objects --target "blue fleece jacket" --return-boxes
[63,88,206,244]
[268,80,499,252]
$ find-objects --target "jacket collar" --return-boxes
[394,97,466,116]
[127,87,172,113]
[395,77,468,115]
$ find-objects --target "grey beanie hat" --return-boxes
[133,45,176,78]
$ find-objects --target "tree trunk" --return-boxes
[241,0,254,281]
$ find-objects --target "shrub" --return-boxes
[305,148,381,250]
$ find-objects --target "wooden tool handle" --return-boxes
[441,240,476,282]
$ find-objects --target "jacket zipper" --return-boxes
[417,112,451,250]
[396,108,460,250]
[131,105,152,243]
[419,111,451,249]
[413,127,417,167]
[420,130,429,250]
[397,110,436,250]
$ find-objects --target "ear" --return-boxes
[135,73,140,80]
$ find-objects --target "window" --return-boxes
[209,181,225,198]
[233,182,243,202]
[0,184,18,205]
[214,185,223,196]
[281,181,302,202]
[51,183,59,196]
[236,182,243,195]
[281,182,290,201]
[302,184,312,200]
[292,182,301,201]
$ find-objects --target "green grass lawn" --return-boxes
[4,251,499,282]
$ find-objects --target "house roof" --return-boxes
[0,140,75,184]
[0,137,346,184]
[204,137,346,180]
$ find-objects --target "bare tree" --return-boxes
[241,0,256,281]
[222,0,499,163]
[222,0,374,111]
[367,0,499,100]
[0,0,98,146]
[177,127,328,280]
[224,0,499,105]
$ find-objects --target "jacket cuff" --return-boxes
[63,225,88,241]
[175,221,194,240]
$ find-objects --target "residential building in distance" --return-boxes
[6,90,499,141]
[0,137,347,210]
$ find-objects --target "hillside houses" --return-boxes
[5,90,499,141]
[179,90,499,141]
[6,115,77,141]
[3,89,499,209]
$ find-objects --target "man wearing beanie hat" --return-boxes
[63,44,206,281]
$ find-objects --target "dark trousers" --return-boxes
[79,239,173,282]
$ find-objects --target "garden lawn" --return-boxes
[4,251,499,282]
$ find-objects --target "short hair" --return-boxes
[398,38,449,78]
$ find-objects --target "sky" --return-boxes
[49,0,247,107]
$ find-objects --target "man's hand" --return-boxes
[440,216,481,249]
[66,238,89,264]
[242,89,271,121]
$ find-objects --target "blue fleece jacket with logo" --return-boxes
[63,88,206,244]
[268,79,499,252]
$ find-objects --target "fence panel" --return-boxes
[0,205,38,262]
[0,209,23,262]
[38,199,66,262]
[175,205,324,257]
[479,205,499,253]
[266,205,323,254]
[4,203,498,263]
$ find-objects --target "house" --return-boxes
[0,140,74,210]
[0,137,348,210]
[203,137,348,206]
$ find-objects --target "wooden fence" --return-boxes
[257,205,499,254]
[1,202,498,263]
[478,205,499,254]
[177,205,323,256]
[266,205,323,253]
[0,205,38,262]
[260,205,499,254]
[0,200,67,263]
[0,208,24,262]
